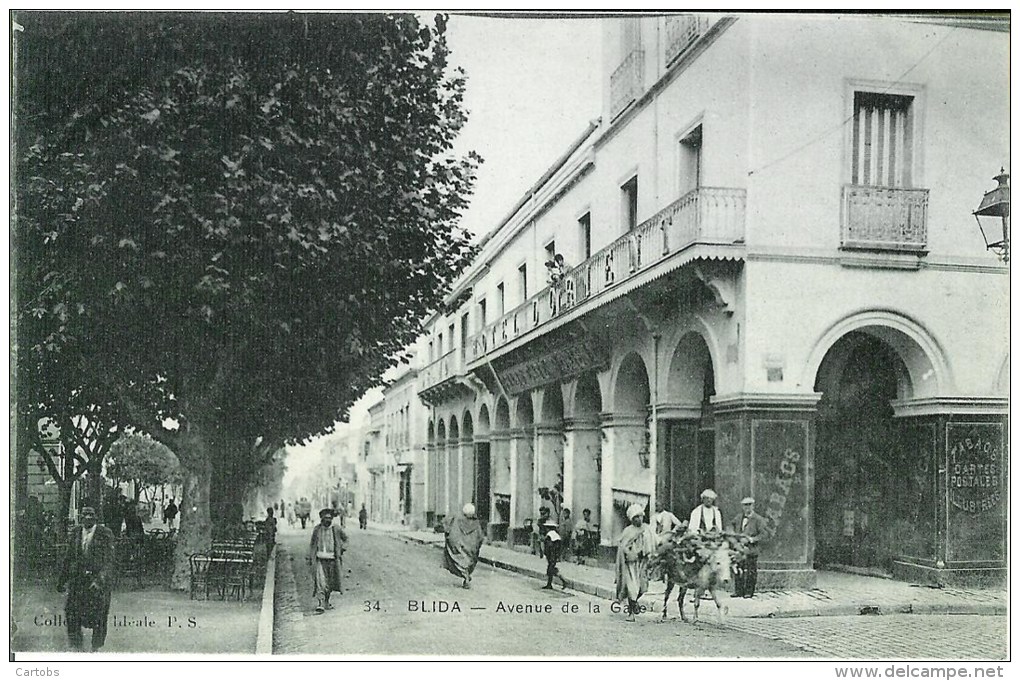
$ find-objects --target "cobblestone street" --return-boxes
[726,614,1007,660]
[272,527,1006,658]
[272,526,808,657]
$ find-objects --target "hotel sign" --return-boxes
[497,337,609,394]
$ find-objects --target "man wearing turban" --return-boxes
[614,503,656,622]
[308,508,347,613]
[444,503,484,589]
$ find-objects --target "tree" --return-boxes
[106,434,181,501]
[16,12,479,587]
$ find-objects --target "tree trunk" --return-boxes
[170,423,215,590]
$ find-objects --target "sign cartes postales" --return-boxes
[497,336,609,394]
[947,423,1003,514]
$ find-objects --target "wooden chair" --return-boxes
[188,553,212,600]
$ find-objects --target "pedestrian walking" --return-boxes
[57,506,115,651]
[730,496,767,598]
[263,507,278,546]
[541,518,568,590]
[444,503,484,589]
[308,508,347,613]
[286,502,296,528]
[163,499,178,530]
[615,503,656,622]
[296,498,312,529]
[358,503,368,530]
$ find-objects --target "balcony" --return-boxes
[418,349,462,395]
[665,15,708,66]
[841,185,928,252]
[468,186,746,363]
[610,49,644,120]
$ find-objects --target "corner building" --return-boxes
[417,14,1008,587]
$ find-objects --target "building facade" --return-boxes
[382,367,428,528]
[417,14,1008,586]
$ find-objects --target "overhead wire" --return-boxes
[747,25,959,178]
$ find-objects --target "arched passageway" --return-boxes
[660,332,716,519]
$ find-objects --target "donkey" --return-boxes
[656,534,735,624]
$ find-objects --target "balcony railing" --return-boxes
[665,15,708,66]
[610,49,644,120]
[467,186,746,363]
[419,349,461,392]
[841,185,928,252]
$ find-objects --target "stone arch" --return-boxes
[994,354,1009,395]
[659,315,723,393]
[540,386,565,422]
[427,419,435,444]
[515,393,535,428]
[437,418,446,443]
[461,410,474,439]
[477,403,491,436]
[802,309,952,398]
[449,415,460,441]
[665,331,716,404]
[613,352,651,415]
[574,371,603,416]
[494,397,510,432]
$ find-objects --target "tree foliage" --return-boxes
[106,433,181,491]
[16,11,480,583]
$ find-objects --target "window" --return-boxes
[478,299,487,329]
[518,263,528,302]
[428,340,433,362]
[448,323,455,354]
[578,212,592,259]
[496,282,505,316]
[851,92,915,188]
[678,125,702,197]
[460,312,469,360]
[622,176,639,232]
[437,332,443,355]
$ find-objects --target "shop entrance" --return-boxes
[813,332,920,575]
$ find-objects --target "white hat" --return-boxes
[701,489,718,500]
[626,503,645,520]
[462,503,476,517]
[741,497,755,505]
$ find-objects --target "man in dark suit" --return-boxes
[58,506,116,651]
[730,496,767,598]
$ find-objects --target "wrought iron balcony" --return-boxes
[664,14,708,66]
[841,185,928,252]
[467,186,746,363]
[610,49,644,120]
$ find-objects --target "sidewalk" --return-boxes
[373,524,1007,619]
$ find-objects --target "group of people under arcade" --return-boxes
[443,489,767,622]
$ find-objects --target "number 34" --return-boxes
[363,600,380,612]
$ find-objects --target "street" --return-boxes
[271,526,1007,658]
[272,525,808,657]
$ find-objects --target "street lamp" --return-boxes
[973,169,1010,263]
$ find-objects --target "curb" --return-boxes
[393,532,1006,619]
[255,544,277,655]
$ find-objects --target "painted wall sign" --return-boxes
[948,425,1002,514]
[946,422,1005,563]
[751,420,809,563]
[497,336,609,394]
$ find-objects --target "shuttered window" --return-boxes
[851,92,914,188]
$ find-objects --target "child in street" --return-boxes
[541,517,568,590]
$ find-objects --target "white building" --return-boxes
[418,14,1008,586]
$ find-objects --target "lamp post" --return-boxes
[973,169,1010,263]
